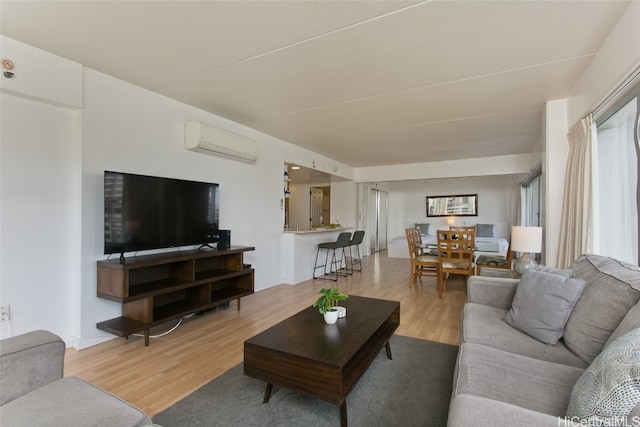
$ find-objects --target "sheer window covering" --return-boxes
[557,72,640,268]
[595,97,639,265]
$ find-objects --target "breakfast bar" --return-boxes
[282,227,353,284]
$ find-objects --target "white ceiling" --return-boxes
[0,1,630,167]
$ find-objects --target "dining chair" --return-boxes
[436,228,476,298]
[476,237,513,275]
[405,227,439,287]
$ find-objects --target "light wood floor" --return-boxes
[64,252,467,418]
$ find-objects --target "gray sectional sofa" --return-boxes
[0,330,156,426]
[448,254,640,426]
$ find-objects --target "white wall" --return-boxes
[0,36,83,342]
[0,92,81,342]
[543,99,569,268]
[383,175,524,241]
[331,181,359,229]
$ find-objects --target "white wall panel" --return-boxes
[0,92,80,341]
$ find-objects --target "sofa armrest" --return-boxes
[0,330,65,406]
[467,276,520,309]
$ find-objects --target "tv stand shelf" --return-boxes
[96,246,255,346]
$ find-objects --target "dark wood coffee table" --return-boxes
[244,295,400,427]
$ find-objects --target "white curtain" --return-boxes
[557,115,595,269]
[595,98,638,264]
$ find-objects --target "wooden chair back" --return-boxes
[436,229,476,297]
[405,227,438,285]
[405,227,422,257]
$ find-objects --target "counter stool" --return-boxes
[313,232,352,281]
[347,230,365,274]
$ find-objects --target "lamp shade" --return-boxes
[446,217,456,225]
[511,226,542,253]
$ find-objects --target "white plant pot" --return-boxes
[323,310,339,324]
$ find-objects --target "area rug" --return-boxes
[153,335,458,427]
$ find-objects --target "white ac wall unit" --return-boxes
[185,120,258,164]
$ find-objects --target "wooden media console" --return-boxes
[96,246,254,346]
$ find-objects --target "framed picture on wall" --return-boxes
[426,194,478,217]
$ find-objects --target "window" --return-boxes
[520,168,542,262]
[595,85,640,265]
[521,169,541,227]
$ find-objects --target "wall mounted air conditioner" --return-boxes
[185,120,258,164]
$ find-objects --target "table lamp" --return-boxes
[511,226,542,275]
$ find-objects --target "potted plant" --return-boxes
[313,288,348,324]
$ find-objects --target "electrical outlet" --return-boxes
[0,305,10,322]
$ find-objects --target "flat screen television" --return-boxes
[104,171,219,255]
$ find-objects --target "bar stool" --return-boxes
[347,230,365,274]
[313,232,352,281]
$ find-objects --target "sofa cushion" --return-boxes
[0,377,152,427]
[564,255,640,364]
[566,328,640,424]
[462,303,587,368]
[448,394,567,426]
[504,270,585,345]
[454,343,585,416]
[606,302,640,348]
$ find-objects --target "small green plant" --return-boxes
[313,288,348,314]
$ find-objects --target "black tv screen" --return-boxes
[104,171,219,254]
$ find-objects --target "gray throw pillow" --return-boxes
[535,264,575,278]
[566,328,640,424]
[475,223,495,238]
[415,223,429,235]
[504,269,585,345]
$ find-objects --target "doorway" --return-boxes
[368,188,388,252]
[310,186,330,227]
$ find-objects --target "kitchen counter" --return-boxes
[283,227,352,234]
[281,227,354,284]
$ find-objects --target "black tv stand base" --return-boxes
[198,243,218,250]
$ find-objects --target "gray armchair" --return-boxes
[0,330,156,426]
